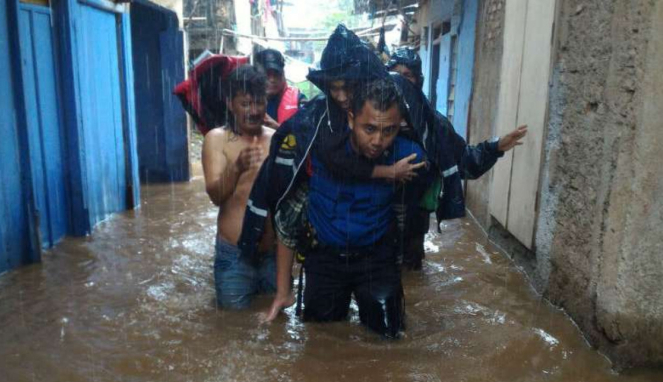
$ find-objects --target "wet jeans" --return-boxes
[214,238,276,309]
[302,236,405,338]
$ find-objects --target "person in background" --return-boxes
[387,47,424,89]
[387,48,528,270]
[253,48,306,129]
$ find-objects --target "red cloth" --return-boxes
[276,85,300,125]
[173,55,249,135]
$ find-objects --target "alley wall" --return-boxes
[466,0,663,369]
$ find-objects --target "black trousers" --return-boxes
[402,208,430,270]
[302,236,404,338]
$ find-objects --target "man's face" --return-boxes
[328,80,352,110]
[349,101,401,159]
[265,69,286,97]
[392,64,417,85]
[228,91,266,134]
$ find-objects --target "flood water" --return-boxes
[0,174,660,382]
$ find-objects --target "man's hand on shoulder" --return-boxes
[263,114,280,129]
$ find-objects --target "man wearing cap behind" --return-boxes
[253,48,306,129]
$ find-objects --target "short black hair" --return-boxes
[350,77,406,118]
[224,65,267,101]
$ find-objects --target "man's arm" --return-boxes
[202,130,263,206]
[202,130,239,206]
[316,127,425,183]
[372,154,426,182]
[263,240,296,322]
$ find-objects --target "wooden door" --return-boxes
[18,3,68,248]
[489,0,557,249]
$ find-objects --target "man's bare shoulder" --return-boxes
[205,127,240,144]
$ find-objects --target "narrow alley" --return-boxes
[0,174,658,382]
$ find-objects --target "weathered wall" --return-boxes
[540,0,663,368]
[465,0,505,227]
[467,0,663,369]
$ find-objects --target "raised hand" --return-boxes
[236,136,264,173]
[498,125,528,152]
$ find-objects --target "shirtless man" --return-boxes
[202,65,276,309]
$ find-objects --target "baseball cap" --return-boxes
[253,48,285,74]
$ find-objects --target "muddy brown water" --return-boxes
[1,176,661,382]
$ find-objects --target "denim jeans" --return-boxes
[214,238,277,309]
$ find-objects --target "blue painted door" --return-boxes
[77,4,127,226]
[18,3,68,248]
[160,29,189,182]
[436,33,452,116]
[1,1,34,272]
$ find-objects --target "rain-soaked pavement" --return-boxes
[1,172,661,382]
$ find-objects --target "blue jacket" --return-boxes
[309,136,427,248]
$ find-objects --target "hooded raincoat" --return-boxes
[237,25,503,260]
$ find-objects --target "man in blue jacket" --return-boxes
[237,25,423,266]
[274,78,429,338]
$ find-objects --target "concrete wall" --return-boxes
[467,0,663,368]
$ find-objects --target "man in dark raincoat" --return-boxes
[387,47,424,89]
[385,47,528,270]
